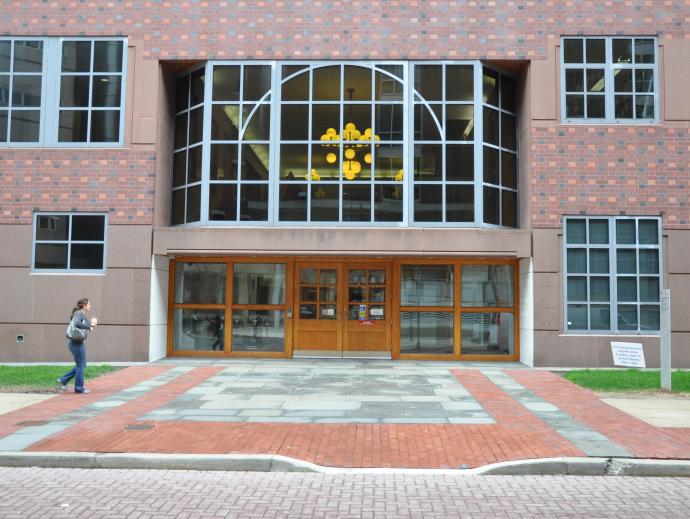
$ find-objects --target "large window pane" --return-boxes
[243,65,272,101]
[174,262,227,304]
[446,144,473,181]
[401,265,453,306]
[311,185,339,221]
[210,144,238,180]
[12,76,42,107]
[312,66,340,100]
[590,305,610,330]
[374,185,403,222]
[567,249,587,273]
[58,110,87,142]
[414,184,442,222]
[640,305,660,331]
[70,244,104,269]
[233,263,285,305]
[461,312,514,355]
[213,65,240,101]
[71,215,105,241]
[462,265,514,307]
[173,309,225,352]
[61,41,91,72]
[90,110,120,142]
[92,76,121,107]
[567,304,587,330]
[400,311,453,354]
[93,41,123,73]
[415,65,442,101]
[446,105,474,141]
[212,105,240,140]
[446,185,473,222]
[279,182,307,221]
[34,244,68,269]
[10,110,40,142]
[209,184,237,221]
[446,65,473,101]
[239,184,269,221]
[36,215,68,240]
[414,144,442,181]
[231,310,285,352]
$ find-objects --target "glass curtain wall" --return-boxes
[171,61,518,228]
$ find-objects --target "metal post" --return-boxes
[660,289,671,391]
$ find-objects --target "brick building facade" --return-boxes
[1,1,688,367]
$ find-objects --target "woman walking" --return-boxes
[59,298,97,394]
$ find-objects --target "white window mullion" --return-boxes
[200,62,213,225]
[473,62,484,226]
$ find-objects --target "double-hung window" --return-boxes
[564,216,662,333]
[0,37,126,146]
[32,213,108,272]
[561,36,657,123]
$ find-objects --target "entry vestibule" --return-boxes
[168,257,519,360]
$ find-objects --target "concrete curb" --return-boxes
[0,453,689,477]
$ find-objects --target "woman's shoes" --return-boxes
[57,379,67,391]
[75,389,91,394]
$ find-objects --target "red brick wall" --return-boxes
[1,2,687,60]
[0,150,155,224]
[1,2,689,227]
[530,126,690,229]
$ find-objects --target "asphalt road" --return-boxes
[0,468,688,518]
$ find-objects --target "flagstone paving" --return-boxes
[0,359,687,469]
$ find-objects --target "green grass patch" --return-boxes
[562,369,690,393]
[0,365,121,393]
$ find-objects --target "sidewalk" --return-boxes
[0,360,688,471]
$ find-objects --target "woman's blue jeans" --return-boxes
[60,340,87,392]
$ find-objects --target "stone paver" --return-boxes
[1,468,689,518]
[139,362,495,424]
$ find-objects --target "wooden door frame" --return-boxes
[166,255,520,362]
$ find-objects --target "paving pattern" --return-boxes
[1,468,690,518]
[140,362,495,424]
[0,360,687,469]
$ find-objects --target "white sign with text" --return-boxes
[611,342,646,368]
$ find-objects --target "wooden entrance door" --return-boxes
[294,263,343,352]
[342,264,392,353]
[293,261,392,355]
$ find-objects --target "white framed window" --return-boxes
[171,60,519,229]
[32,213,108,273]
[563,216,662,333]
[0,37,126,147]
[560,36,658,123]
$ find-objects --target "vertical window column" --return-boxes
[171,68,205,225]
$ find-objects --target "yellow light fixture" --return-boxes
[309,169,320,181]
[344,148,356,160]
[395,169,404,182]
[364,153,372,164]
[326,152,337,164]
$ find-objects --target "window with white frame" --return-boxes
[33,213,107,272]
[564,216,662,333]
[171,61,518,228]
[561,37,657,122]
[0,37,126,146]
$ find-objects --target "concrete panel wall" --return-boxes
[153,227,532,258]
[531,227,690,368]
[148,255,170,361]
[0,225,153,362]
[519,258,534,366]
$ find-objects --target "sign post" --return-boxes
[660,289,671,391]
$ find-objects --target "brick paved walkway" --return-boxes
[0,360,687,469]
[1,468,689,518]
